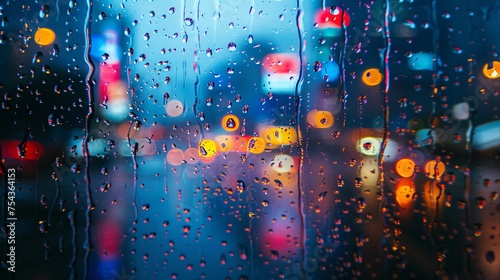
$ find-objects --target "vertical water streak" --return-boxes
[68,210,77,279]
[379,0,391,191]
[193,0,204,139]
[294,1,306,278]
[340,7,349,127]
[213,0,221,46]
[47,178,59,227]
[181,0,188,115]
[56,0,60,21]
[82,0,95,279]
[378,0,392,277]
[126,123,139,223]
[430,0,443,240]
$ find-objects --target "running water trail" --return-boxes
[378,0,391,277]
[122,7,138,228]
[193,0,204,139]
[82,0,95,279]
[295,1,306,278]
[213,0,221,46]
[68,210,77,279]
[340,7,349,127]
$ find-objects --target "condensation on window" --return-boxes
[0,0,499,279]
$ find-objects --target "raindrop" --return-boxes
[236,180,246,193]
[100,182,110,192]
[228,42,237,51]
[184,18,193,26]
[238,245,248,260]
[226,118,236,128]
[318,191,327,201]
[314,61,322,72]
[486,251,495,263]
[40,5,50,18]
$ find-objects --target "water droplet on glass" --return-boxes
[40,5,50,18]
[271,250,279,260]
[184,18,193,26]
[228,42,237,51]
[486,251,495,263]
[318,191,327,201]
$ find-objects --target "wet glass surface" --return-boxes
[1,0,500,279]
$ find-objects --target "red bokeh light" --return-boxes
[315,8,351,29]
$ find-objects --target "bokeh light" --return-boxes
[361,68,383,86]
[34,28,56,46]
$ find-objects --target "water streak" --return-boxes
[294,1,306,278]
[340,7,348,127]
[82,0,95,279]
[193,0,204,139]
[68,210,77,279]
[378,0,392,277]
[47,177,59,227]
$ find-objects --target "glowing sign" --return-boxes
[315,7,351,29]
[261,53,299,93]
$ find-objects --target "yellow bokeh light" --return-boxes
[306,110,334,128]
[395,158,416,178]
[424,160,446,180]
[221,114,240,132]
[247,137,266,154]
[34,28,56,46]
[361,68,383,86]
[395,178,415,207]
[199,139,217,158]
[269,154,296,173]
[482,61,500,79]
[261,126,297,147]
